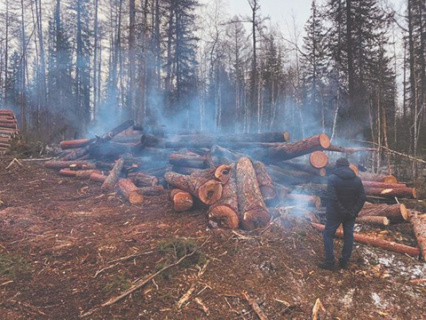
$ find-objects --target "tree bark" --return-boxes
[358,203,409,222]
[170,189,193,212]
[355,216,389,226]
[253,162,277,202]
[101,158,124,192]
[59,169,101,179]
[208,169,239,229]
[116,178,144,204]
[164,171,223,205]
[362,181,407,189]
[364,186,416,199]
[410,213,426,260]
[60,138,95,150]
[90,172,107,183]
[311,223,420,257]
[359,172,398,184]
[128,172,159,187]
[45,160,96,170]
[236,157,270,230]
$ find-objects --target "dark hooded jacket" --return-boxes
[326,166,366,221]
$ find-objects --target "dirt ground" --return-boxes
[0,157,425,320]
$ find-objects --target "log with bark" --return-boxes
[355,216,390,226]
[285,194,322,209]
[362,181,408,189]
[169,152,208,168]
[60,145,91,161]
[172,166,202,175]
[116,179,144,204]
[128,172,159,186]
[253,162,277,202]
[164,169,223,205]
[101,158,125,192]
[247,133,331,161]
[358,203,409,222]
[170,189,194,212]
[208,168,239,229]
[311,223,420,257]
[90,172,108,183]
[236,157,270,230]
[410,213,426,260]
[89,141,136,159]
[59,169,102,179]
[359,172,398,184]
[266,165,325,185]
[60,138,95,150]
[169,131,291,144]
[327,145,378,153]
[214,164,233,184]
[364,186,416,199]
[138,186,165,196]
[45,160,96,170]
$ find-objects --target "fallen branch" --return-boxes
[243,292,269,320]
[79,238,209,318]
[312,298,326,320]
[176,261,210,309]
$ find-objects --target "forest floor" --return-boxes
[0,157,425,320]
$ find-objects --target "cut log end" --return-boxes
[170,189,193,212]
[309,151,329,169]
[208,205,239,229]
[319,168,327,177]
[241,208,270,230]
[319,133,331,149]
[349,164,359,176]
[283,131,291,142]
[214,164,233,184]
[383,175,398,184]
[400,204,409,220]
[198,180,223,205]
[128,192,144,205]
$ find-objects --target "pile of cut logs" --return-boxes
[45,121,425,260]
[0,110,19,154]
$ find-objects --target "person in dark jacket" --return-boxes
[318,158,366,270]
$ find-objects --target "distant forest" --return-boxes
[0,0,425,161]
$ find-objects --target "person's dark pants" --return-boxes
[323,216,355,265]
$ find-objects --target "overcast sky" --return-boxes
[223,0,406,38]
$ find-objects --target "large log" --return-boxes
[279,161,327,177]
[359,172,398,184]
[90,172,108,183]
[252,134,330,161]
[208,168,239,229]
[266,165,325,185]
[172,166,203,175]
[410,213,426,260]
[138,185,165,196]
[311,223,420,257]
[169,152,207,168]
[89,141,136,159]
[60,138,95,150]
[364,186,416,199]
[362,181,407,189]
[170,189,193,212]
[167,131,291,145]
[327,145,378,153]
[101,158,124,192]
[128,172,159,186]
[59,169,101,179]
[45,160,96,170]
[164,170,223,205]
[116,179,144,204]
[358,203,409,222]
[0,122,17,129]
[309,151,329,169]
[214,164,233,184]
[253,162,277,202]
[285,194,322,209]
[355,216,390,226]
[60,145,91,161]
[236,157,270,230]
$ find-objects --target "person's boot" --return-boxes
[318,262,335,271]
[339,258,348,269]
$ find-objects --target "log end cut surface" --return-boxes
[310,151,329,169]
[241,208,270,231]
[319,133,331,149]
[208,205,239,229]
[171,189,193,212]
[198,180,223,205]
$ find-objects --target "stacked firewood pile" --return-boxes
[0,109,20,154]
[45,120,425,260]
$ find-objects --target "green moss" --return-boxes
[157,238,205,268]
[103,274,131,294]
[0,253,31,281]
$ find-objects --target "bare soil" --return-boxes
[0,157,425,320]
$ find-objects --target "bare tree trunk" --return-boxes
[93,0,99,121]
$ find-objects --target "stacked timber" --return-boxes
[44,121,426,258]
[0,109,20,154]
